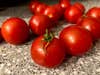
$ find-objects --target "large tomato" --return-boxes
[29,14,52,35]
[59,25,93,56]
[86,7,100,21]
[77,17,100,40]
[31,33,65,68]
[64,5,83,24]
[1,17,30,45]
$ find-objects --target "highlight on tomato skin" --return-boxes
[29,1,41,14]
[1,17,30,45]
[59,0,71,11]
[59,25,93,56]
[86,7,100,22]
[29,0,48,14]
[43,6,62,24]
[31,33,66,68]
[64,5,83,24]
[34,3,48,14]
[73,2,85,13]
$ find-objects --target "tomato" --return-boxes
[29,14,52,35]
[59,0,71,11]
[29,1,41,14]
[31,33,65,68]
[34,3,48,14]
[86,7,100,21]
[77,17,100,40]
[73,2,85,13]
[1,17,30,45]
[52,4,64,19]
[64,5,83,24]
[59,25,92,56]
[43,6,61,23]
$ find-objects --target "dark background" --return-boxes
[0,0,30,7]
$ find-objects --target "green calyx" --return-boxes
[44,29,53,42]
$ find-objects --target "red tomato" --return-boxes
[64,5,83,23]
[77,17,100,40]
[34,3,48,14]
[29,1,41,14]
[73,2,85,13]
[59,25,92,56]
[86,7,100,21]
[31,35,65,68]
[52,4,64,18]
[29,14,52,35]
[59,0,71,11]
[1,17,30,45]
[77,16,84,25]
[43,6,61,23]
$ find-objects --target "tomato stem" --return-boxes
[44,29,53,42]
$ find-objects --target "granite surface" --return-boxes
[0,0,100,75]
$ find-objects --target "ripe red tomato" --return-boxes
[77,17,100,40]
[1,17,30,45]
[29,1,41,14]
[34,3,48,14]
[59,25,92,56]
[59,0,71,11]
[73,2,85,13]
[29,14,52,35]
[43,6,61,23]
[52,4,64,19]
[64,5,83,23]
[86,7,100,21]
[31,35,65,68]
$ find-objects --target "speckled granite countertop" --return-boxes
[0,0,100,75]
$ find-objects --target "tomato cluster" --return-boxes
[0,0,100,68]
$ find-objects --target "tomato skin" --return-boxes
[77,17,100,40]
[64,5,83,24]
[29,14,52,35]
[1,17,30,45]
[73,2,85,13]
[59,0,71,11]
[31,35,65,68]
[43,6,61,23]
[59,26,92,56]
[34,3,48,14]
[29,1,41,14]
[86,7,100,21]
[52,4,64,19]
